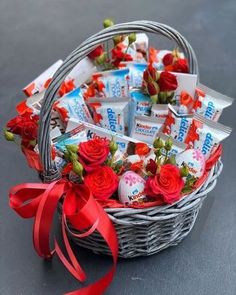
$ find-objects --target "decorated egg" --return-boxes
[175,149,205,178]
[118,171,147,205]
[143,151,156,166]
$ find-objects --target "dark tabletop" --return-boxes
[1,0,236,294]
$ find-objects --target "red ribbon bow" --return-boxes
[9,179,118,295]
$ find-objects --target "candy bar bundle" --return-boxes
[4,20,234,295]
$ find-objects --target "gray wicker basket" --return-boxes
[39,20,223,258]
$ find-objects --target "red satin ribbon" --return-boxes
[9,179,118,295]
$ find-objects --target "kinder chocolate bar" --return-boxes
[193,83,234,121]
[54,123,87,152]
[120,62,147,88]
[185,113,232,159]
[54,87,94,126]
[92,68,130,98]
[65,118,152,155]
[162,105,193,142]
[23,60,63,96]
[156,132,186,156]
[129,89,152,133]
[87,98,129,135]
[130,116,165,144]
[151,104,169,118]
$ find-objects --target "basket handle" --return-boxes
[38,20,199,181]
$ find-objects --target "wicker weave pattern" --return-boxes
[60,161,222,258]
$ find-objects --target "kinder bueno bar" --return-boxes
[17,91,45,115]
[62,57,97,92]
[92,68,129,98]
[120,62,147,88]
[65,119,152,155]
[87,98,129,135]
[151,104,169,118]
[54,87,93,126]
[156,132,186,156]
[130,116,165,144]
[185,113,232,159]
[23,60,63,96]
[162,105,193,143]
[193,83,234,121]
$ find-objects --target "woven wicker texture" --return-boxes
[38,20,222,258]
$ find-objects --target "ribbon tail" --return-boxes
[64,203,118,295]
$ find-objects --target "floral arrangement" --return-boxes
[4,19,233,295]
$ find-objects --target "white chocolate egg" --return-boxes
[118,171,147,205]
[175,149,205,178]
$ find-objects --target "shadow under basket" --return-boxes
[58,160,222,258]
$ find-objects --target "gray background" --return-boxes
[0,0,236,294]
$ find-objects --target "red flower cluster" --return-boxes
[111,47,133,67]
[142,65,178,100]
[6,111,39,142]
[163,52,189,73]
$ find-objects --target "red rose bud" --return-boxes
[158,71,178,92]
[96,52,107,65]
[113,35,123,45]
[88,45,104,60]
[173,58,189,73]
[146,159,158,175]
[147,81,160,96]
[163,53,174,66]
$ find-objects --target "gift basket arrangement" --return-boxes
[5,20,233,294]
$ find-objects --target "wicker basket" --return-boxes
[39,20,223,258]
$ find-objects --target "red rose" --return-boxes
[173,58,189,73]
[79,138,110,172]
[158,71,178,92]
[84,166,119,200]
[163,53,174,66]
[88,45,104,59]
[145,164,184,204]
[146,159,157,175]
[7,112,39,141]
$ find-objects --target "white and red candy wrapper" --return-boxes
[91,68,130,98]
[151,104,169,119]
[162,105,193,143]
[193,83,234,121]
[185,113,232,159]
[87,98,129,135]
[130,115,165,144]
[23,60,63,96]
[54,87,94,127]
[23,57,97,98]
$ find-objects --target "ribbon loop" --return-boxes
[9,178,119,295]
